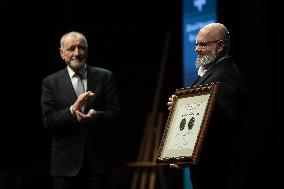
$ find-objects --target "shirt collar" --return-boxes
[67,64,87,79]
[197,66,207,77]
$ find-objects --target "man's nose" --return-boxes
[74,47,80,55]
[195,47,202,54]
[195,45,203,52]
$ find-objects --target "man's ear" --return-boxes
[217,40,225,53]
[59,48,65,60]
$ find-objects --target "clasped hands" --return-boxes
[72,91,95,123]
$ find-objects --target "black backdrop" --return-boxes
[0,0,282,189]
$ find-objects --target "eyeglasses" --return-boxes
[195,40,221,48]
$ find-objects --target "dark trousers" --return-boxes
[52,150,110,189]
[52,173,110,189]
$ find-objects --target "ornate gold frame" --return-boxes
[156,83,220,165]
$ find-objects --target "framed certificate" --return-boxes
[156,83,220,165]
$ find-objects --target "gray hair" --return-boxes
[60,31,88,49]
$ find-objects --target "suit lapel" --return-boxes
[194,66,216,86]
[60,69,78,105]
[84,66,97,111]
[191,76,201,86]
[86,66,97,92]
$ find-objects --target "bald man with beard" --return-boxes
[167,23,247,189]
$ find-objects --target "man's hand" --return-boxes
[72,91,95,112]
[75,109,96,123]
[167,95,177,111]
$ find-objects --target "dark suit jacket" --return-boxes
[41,65,120,177]
[190,56,247,189]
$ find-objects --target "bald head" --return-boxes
[198,23,230,54]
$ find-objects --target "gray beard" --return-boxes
[195,51,218,69]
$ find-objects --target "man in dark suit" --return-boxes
[167,23,246,189]
[41,31,120,189]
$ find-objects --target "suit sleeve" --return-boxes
[212,72,246,124]
[41,77,78,130]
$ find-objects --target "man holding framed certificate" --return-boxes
[163,23,247,189]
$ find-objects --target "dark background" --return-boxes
[0,0,282,188]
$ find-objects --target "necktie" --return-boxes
[75,74,85,97]
[75,74,85,112]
